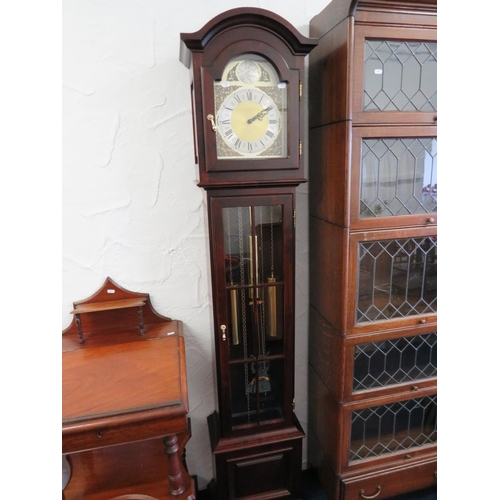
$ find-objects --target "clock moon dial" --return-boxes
[216,88,282,157]
[237,61,261,84]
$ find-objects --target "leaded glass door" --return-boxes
[209,192,295,434]
[346,393,437,465]
[353,26,437,125]
[348,227,437,333]
[344,325,438,402]
[351,126,437,230]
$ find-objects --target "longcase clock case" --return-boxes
[180,9,317,500]
[308,1,437,499]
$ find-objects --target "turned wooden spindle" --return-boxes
[163,434,185,496]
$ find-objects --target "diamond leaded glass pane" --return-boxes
[360,138,437,218]
[349,395,437,462]
[353,333,437,391]
[357,236,437,323]
[364,40,437,111]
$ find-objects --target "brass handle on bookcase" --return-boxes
[360,486,381,499]
[220,324,227,341]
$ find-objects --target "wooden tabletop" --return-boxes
[63,333,184,422]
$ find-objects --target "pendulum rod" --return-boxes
[248,206,260,417]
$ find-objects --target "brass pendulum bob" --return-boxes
[230,288,240,345]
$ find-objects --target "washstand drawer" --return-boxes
[341,459,436,500]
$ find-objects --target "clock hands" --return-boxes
[247,105,273,124]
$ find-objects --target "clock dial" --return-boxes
[213,54,288,160]
[216,88,282,157]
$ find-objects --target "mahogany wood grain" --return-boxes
[309,122,352,226]
[354,2,437,28]
[164,435,186,495]
[180,9,316,498]
[71,298,146,314]
[63,430,193,500]
[341,458,436,500]
[309,217,349,332]
[309,1,436,51]
[308,366,342,475]
[309,306,345,401]
[62,279,195,499]
[309,0,353,39]
[63,277,171,336]
[179,8,317,189]
[308,2,437,498]
[309,17,353,128]
[63,336,183,421]
[208,412,305,500]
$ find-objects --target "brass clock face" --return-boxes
[214,55,287,160]
[216,88,282,156]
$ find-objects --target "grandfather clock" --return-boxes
[179,8,317,499]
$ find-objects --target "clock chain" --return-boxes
[226,209,240,345]
[237,206,251,421]
[258,206,267,357]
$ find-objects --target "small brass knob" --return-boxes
[411,385,419,391]
[428,217,435,223]
[220,325,227,341]
[420,319,427,324]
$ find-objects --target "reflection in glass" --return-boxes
[223,205,285,427]
[353,333,437,391]
[230,359,285,428]
[360,138,437,218]
[356,236,437,323]
[364,40,437,112]
[230,362,258,427]
[350,395,437,461]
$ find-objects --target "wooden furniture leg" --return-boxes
[163,434,185,496]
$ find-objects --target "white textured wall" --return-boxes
[62,0,330,489]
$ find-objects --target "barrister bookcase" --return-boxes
[307,1,437,499]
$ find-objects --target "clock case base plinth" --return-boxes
[208,411,305,500]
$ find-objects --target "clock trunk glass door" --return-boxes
[214,54,287,160]
[211,194,293,431]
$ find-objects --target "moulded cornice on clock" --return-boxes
[179,7,318,68]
